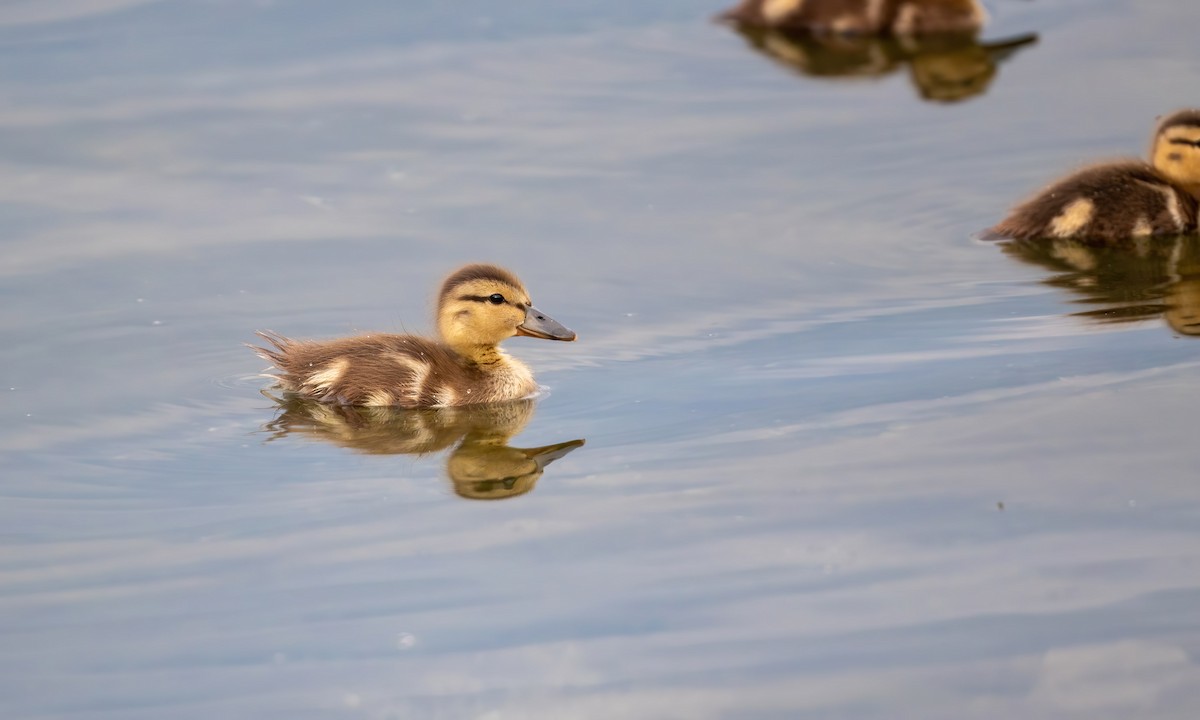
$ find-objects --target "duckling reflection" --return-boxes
[1000,235,1200,336]
[263,396,585,500]
[725,27,1036,103]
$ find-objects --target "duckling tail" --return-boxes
[249,330,293,367]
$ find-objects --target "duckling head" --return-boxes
[436,264,576,356]
[1151,109,1200,196]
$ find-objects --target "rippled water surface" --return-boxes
[4,1,1200,718]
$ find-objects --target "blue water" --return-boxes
[4,0,1200,718]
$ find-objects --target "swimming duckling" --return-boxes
[718,0,987,36]
[252,264,576,407]
[991,109,1200,242]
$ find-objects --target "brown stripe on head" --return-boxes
[439,264,525,305]
[1156,108,1200,135]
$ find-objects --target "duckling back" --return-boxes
[254,331,536,407]
[719,0,985,36]
[991,162,1198,242]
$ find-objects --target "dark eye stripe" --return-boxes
[458,294,513,305]
[1168,138,1200,147]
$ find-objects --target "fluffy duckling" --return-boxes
[991,109,1200,242]
[253,264,575,407]
[718,0,987,36]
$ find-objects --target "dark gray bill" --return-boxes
[517,305,576,341]
[523,439,586,470]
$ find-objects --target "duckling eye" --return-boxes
[488,293,506,305]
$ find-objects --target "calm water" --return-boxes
[4,1,1200,718]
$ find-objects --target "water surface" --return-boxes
[4,1,1200,718]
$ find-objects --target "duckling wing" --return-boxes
[992,162,1198,242]
[253,332,470,407]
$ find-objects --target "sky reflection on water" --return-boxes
[3,0,1200,718]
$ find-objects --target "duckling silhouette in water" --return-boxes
[263,396,584,500]
[999,234,1200,336]
[724,25,1036,102]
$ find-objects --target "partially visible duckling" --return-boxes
[718,0,987,36]
[991,109,1200,242]
[253,264,576,407]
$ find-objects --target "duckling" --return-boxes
[718,0,987,36]
[252,264,576,407]
[991,109,1200,242]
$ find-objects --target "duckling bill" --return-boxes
[991,109,1200,242]
[252,264,575,407]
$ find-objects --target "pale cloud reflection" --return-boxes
[7,361,1200,719]
[699,361,1200,440]
[0,0,164,28]
[0,22,995,280]
[1033,641,1200,715]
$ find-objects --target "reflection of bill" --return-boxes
[726,26,1037,103]
[999,235,1200,336]
[263,396,585,500]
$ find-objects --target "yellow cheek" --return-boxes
[1154,131,1200,187]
